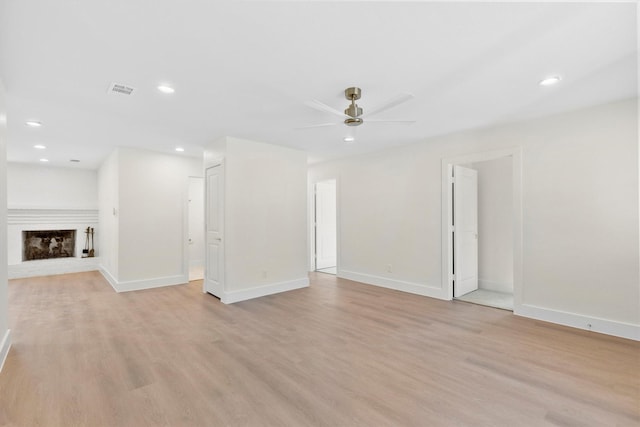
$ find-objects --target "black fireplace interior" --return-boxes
[23,230,76,261]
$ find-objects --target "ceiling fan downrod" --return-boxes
[344,87,363,126]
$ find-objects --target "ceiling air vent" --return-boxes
[107,82,136,96]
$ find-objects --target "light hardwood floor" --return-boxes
[0,271,638,426]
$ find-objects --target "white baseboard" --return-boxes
[516,304,639,341]
[9,257,101,279]
[221,277,309,304]
[99,266,188,293]
[339,270,446,300]
[0,329,11,373]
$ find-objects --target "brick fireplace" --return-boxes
[8,208,99,278]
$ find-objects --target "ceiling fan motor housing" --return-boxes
[344,104,363,118]
[344,86,363,118]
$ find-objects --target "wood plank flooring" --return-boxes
[0,271,638,426]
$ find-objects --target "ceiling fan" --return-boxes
[298,87,415,138]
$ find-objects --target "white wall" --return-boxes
[7,163,97,209]
[98,147,203,291]
[309,99,639,339]
[98,149,119,280]
[0,77,10,370]
[472,157,513,293]
[188,176,205,271]
[205,137,309,302]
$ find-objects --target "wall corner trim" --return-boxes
[339,270,446,300]
[0,329,11,373]
[221,277,309,304]
[516,304,639,341]
[99,267,188,293]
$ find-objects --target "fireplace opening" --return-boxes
[23,230,76,261]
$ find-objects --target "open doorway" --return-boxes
[454,158,513,310]
[314,179,337,275]
[442,148,522,311]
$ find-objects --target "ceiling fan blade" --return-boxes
[363,93,414,118]
[294,122,338,130]
[364,119,416,124]
[305,99,348,118]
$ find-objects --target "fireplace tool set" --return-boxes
[82,227,95,258]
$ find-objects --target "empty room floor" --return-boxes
[0,271,638,426]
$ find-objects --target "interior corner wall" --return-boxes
[309,98,639,337]
[98,149,119,282]
[0,77,11,370]
[225,137,308,293]
[472,157,513,293]
[116,148,202,288]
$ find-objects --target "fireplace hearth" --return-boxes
[23,230,76,261]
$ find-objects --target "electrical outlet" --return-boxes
[387,264,393,273]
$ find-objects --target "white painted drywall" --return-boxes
[98,149,119,280]
[0,77,10,369]
[7,163,97,209]
[116,148,202,283]
[204,137,308,299]
[188,176,205,271]
[472,157,513,293]
[309,99,639,329]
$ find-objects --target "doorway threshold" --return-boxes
[456,289,513,311]
[316,266,337,275]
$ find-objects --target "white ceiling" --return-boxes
[0,1,637,169]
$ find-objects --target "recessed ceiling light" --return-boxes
[33,144,46,149]
[70,159,80,163]
[344,136,355,143]
[25,120,42,127]
[39,158,49,162]
[175,147,185,152]
[158,85,175,94]
[539,75,562,86]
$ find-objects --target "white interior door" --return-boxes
[188,176,204,280]
[315,179,337,270]
[205,165,224,297]
[453,165,478,297]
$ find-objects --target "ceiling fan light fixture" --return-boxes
[157,84,175,94]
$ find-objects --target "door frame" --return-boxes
[309,177,340,273]
[441,147,523,309]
